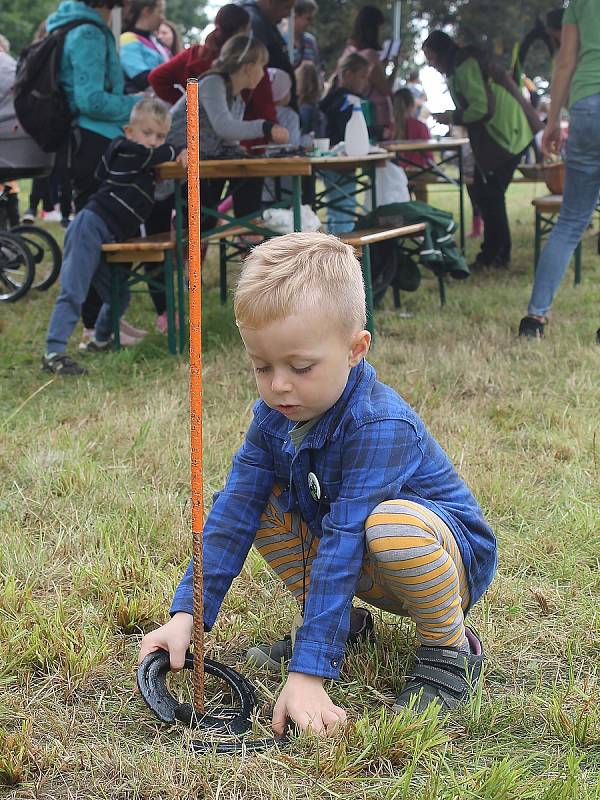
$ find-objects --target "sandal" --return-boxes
[393,627,484,715]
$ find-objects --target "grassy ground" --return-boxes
[1,181,599,799]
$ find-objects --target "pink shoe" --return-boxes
[155,311,180,334]
[120,318,148,338]
[119,330,144,346]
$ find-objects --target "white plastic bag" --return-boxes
[364,162,410,211]
[262,204,321,233]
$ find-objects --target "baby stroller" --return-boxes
[0,113,62,301]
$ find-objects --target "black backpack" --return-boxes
[13,19,105,153]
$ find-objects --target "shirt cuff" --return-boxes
[288,638,345,679]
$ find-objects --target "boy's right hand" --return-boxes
[271,125,290,145]
[138,612,193,670]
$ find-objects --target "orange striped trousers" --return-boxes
[254,489,470,649]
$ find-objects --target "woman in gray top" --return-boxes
[170,34,288,232]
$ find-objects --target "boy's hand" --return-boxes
[176,148,188,168]
[138,612,193,670]
[272,672,347,737]
[271,125,290,145]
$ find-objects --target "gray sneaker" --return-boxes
[41,353,88,376]
[247,607,375,673]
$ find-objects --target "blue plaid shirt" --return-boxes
[171,361,497,679]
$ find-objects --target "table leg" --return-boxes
[165,251,176,356]
[362,245,375,340]
[369,163,377,212]
[458,146,465,252]
[173,179,186,354]
[292,176,302,231]
[111,266,122,350]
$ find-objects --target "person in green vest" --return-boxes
[423,30,535,270]
[519,0,600,341]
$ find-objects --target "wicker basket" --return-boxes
[543,161,565,195]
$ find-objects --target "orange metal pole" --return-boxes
[186,78,205,713]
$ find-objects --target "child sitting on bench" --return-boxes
[139,232,497,735]
[42,98,185,376]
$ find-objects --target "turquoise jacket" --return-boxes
[47,1,137,140]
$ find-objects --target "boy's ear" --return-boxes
[349,329,371,366]
[123,124,133,138]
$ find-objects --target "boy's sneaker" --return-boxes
[392,627,484,716]
[246,607,375,673]
[22,209,36,223]
[81,337,112,353]
[41,353,88,376]
[120,318,148,338]
[519,315,545,339]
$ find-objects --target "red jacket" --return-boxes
[148,45,276,146]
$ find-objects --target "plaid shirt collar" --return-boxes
[255,359,374,448]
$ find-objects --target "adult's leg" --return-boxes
[230,177,264,219]
[357,499,470,650]
[200,178,226,232]
[528,94,600,318]
[474,154,520,266]
[45,210,112,354]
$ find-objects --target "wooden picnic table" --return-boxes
[382,137,468,250]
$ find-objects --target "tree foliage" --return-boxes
[312,0,559,80]
[0,0,207,56]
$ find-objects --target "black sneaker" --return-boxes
[41,353,88,376]
[246,607,375,673]
[519,315,545,339]
[393,627,484,716]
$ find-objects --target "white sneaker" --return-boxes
[43,209,62,222]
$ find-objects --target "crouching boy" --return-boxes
[139,233,497,735]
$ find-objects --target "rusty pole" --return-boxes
[186,78,205,713]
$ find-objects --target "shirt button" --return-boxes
[330,659,339,668]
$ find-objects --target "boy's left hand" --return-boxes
[176,148,188,168]
[272,672,347,737]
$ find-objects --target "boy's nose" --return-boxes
[271,372,292,394]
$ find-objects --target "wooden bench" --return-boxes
[101,233,182,354]
[337,224,428,337]
[532,195,581,286]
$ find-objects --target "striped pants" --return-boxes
[254,488,470,649]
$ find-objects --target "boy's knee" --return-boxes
[365,500,431,546]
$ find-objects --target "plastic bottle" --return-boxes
[344,94,370,156]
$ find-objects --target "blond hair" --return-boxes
[234,232,366,332]
[129,98,171,127]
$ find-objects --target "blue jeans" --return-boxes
[324,172,357,233]
[45,209,129,353]
[528,93,600,317]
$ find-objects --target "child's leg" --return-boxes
[357,499,470,650]
[254,484,318,604]
[45,210,110,355]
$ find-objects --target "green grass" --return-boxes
[1,182,599,798]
